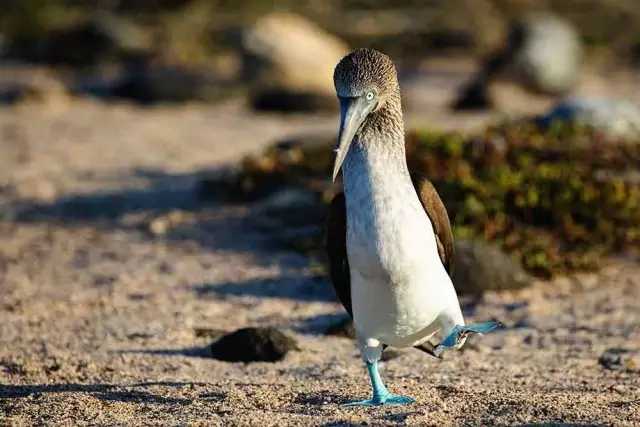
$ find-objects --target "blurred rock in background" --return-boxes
[453,13,582,110]
[76,62,241,103]
[242,12,349,112]
[509,14,582,94]
[452,239,531,295]
[2,1,640,112]
[11,12,152,67]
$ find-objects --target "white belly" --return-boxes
[348,207,460,347]
[343,144,463,348]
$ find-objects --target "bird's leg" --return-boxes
[344,340,415,406]
[344,360,415,406]
[433,320,503,357]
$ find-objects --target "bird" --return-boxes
[326,48,501,406]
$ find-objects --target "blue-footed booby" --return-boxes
[326,48,501,406]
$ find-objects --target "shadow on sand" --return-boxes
[8,167,349,345]
[193,274,334,303]
[10,167,338,307]
[115,346,212,358]
[15,168,209,222]
[0,381,223,405]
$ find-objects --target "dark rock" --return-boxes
[452,80,492,111]
[9,13,151,66]
[251,89,336,113]
[452,239,531,295]
[324,317,355,339]
[599,348,640,372]
[452,13,581,110]
[209,327,298,363]
[81,65,237,104]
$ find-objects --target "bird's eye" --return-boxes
[366,91,375,101]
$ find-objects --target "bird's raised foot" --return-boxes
[343,393,415,407]
[434,320,504,356]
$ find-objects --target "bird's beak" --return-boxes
[332,96,374,182]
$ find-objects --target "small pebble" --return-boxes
[599,348,640,372]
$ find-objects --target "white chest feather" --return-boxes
[343,144,463,347]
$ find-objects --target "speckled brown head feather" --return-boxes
[330,49,404,181]
[333,48,399,101]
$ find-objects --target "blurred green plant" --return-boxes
[0,1,80,40]
[406,123,640,277]
[232,122,640,278]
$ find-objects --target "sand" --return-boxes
[1,67,639,426]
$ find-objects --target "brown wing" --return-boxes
[413,178,455,358]
[325,192,352,317]
[414,178,455,273]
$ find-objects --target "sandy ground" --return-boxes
[1,66,640,426]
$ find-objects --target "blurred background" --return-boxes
[1,1,639,424]
[2,0,640,108]
[1,0,639,275]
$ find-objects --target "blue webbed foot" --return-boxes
[434,320,503,356]
[344,393,415,406]
[463,321,503,335]
[344,360,416,407]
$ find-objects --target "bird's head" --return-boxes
[332,48,401,181]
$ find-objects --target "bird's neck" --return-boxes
[348,95,407,172]
[342,98,413,198]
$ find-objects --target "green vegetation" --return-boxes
[233,123,640,278]
[407,123,640,277]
